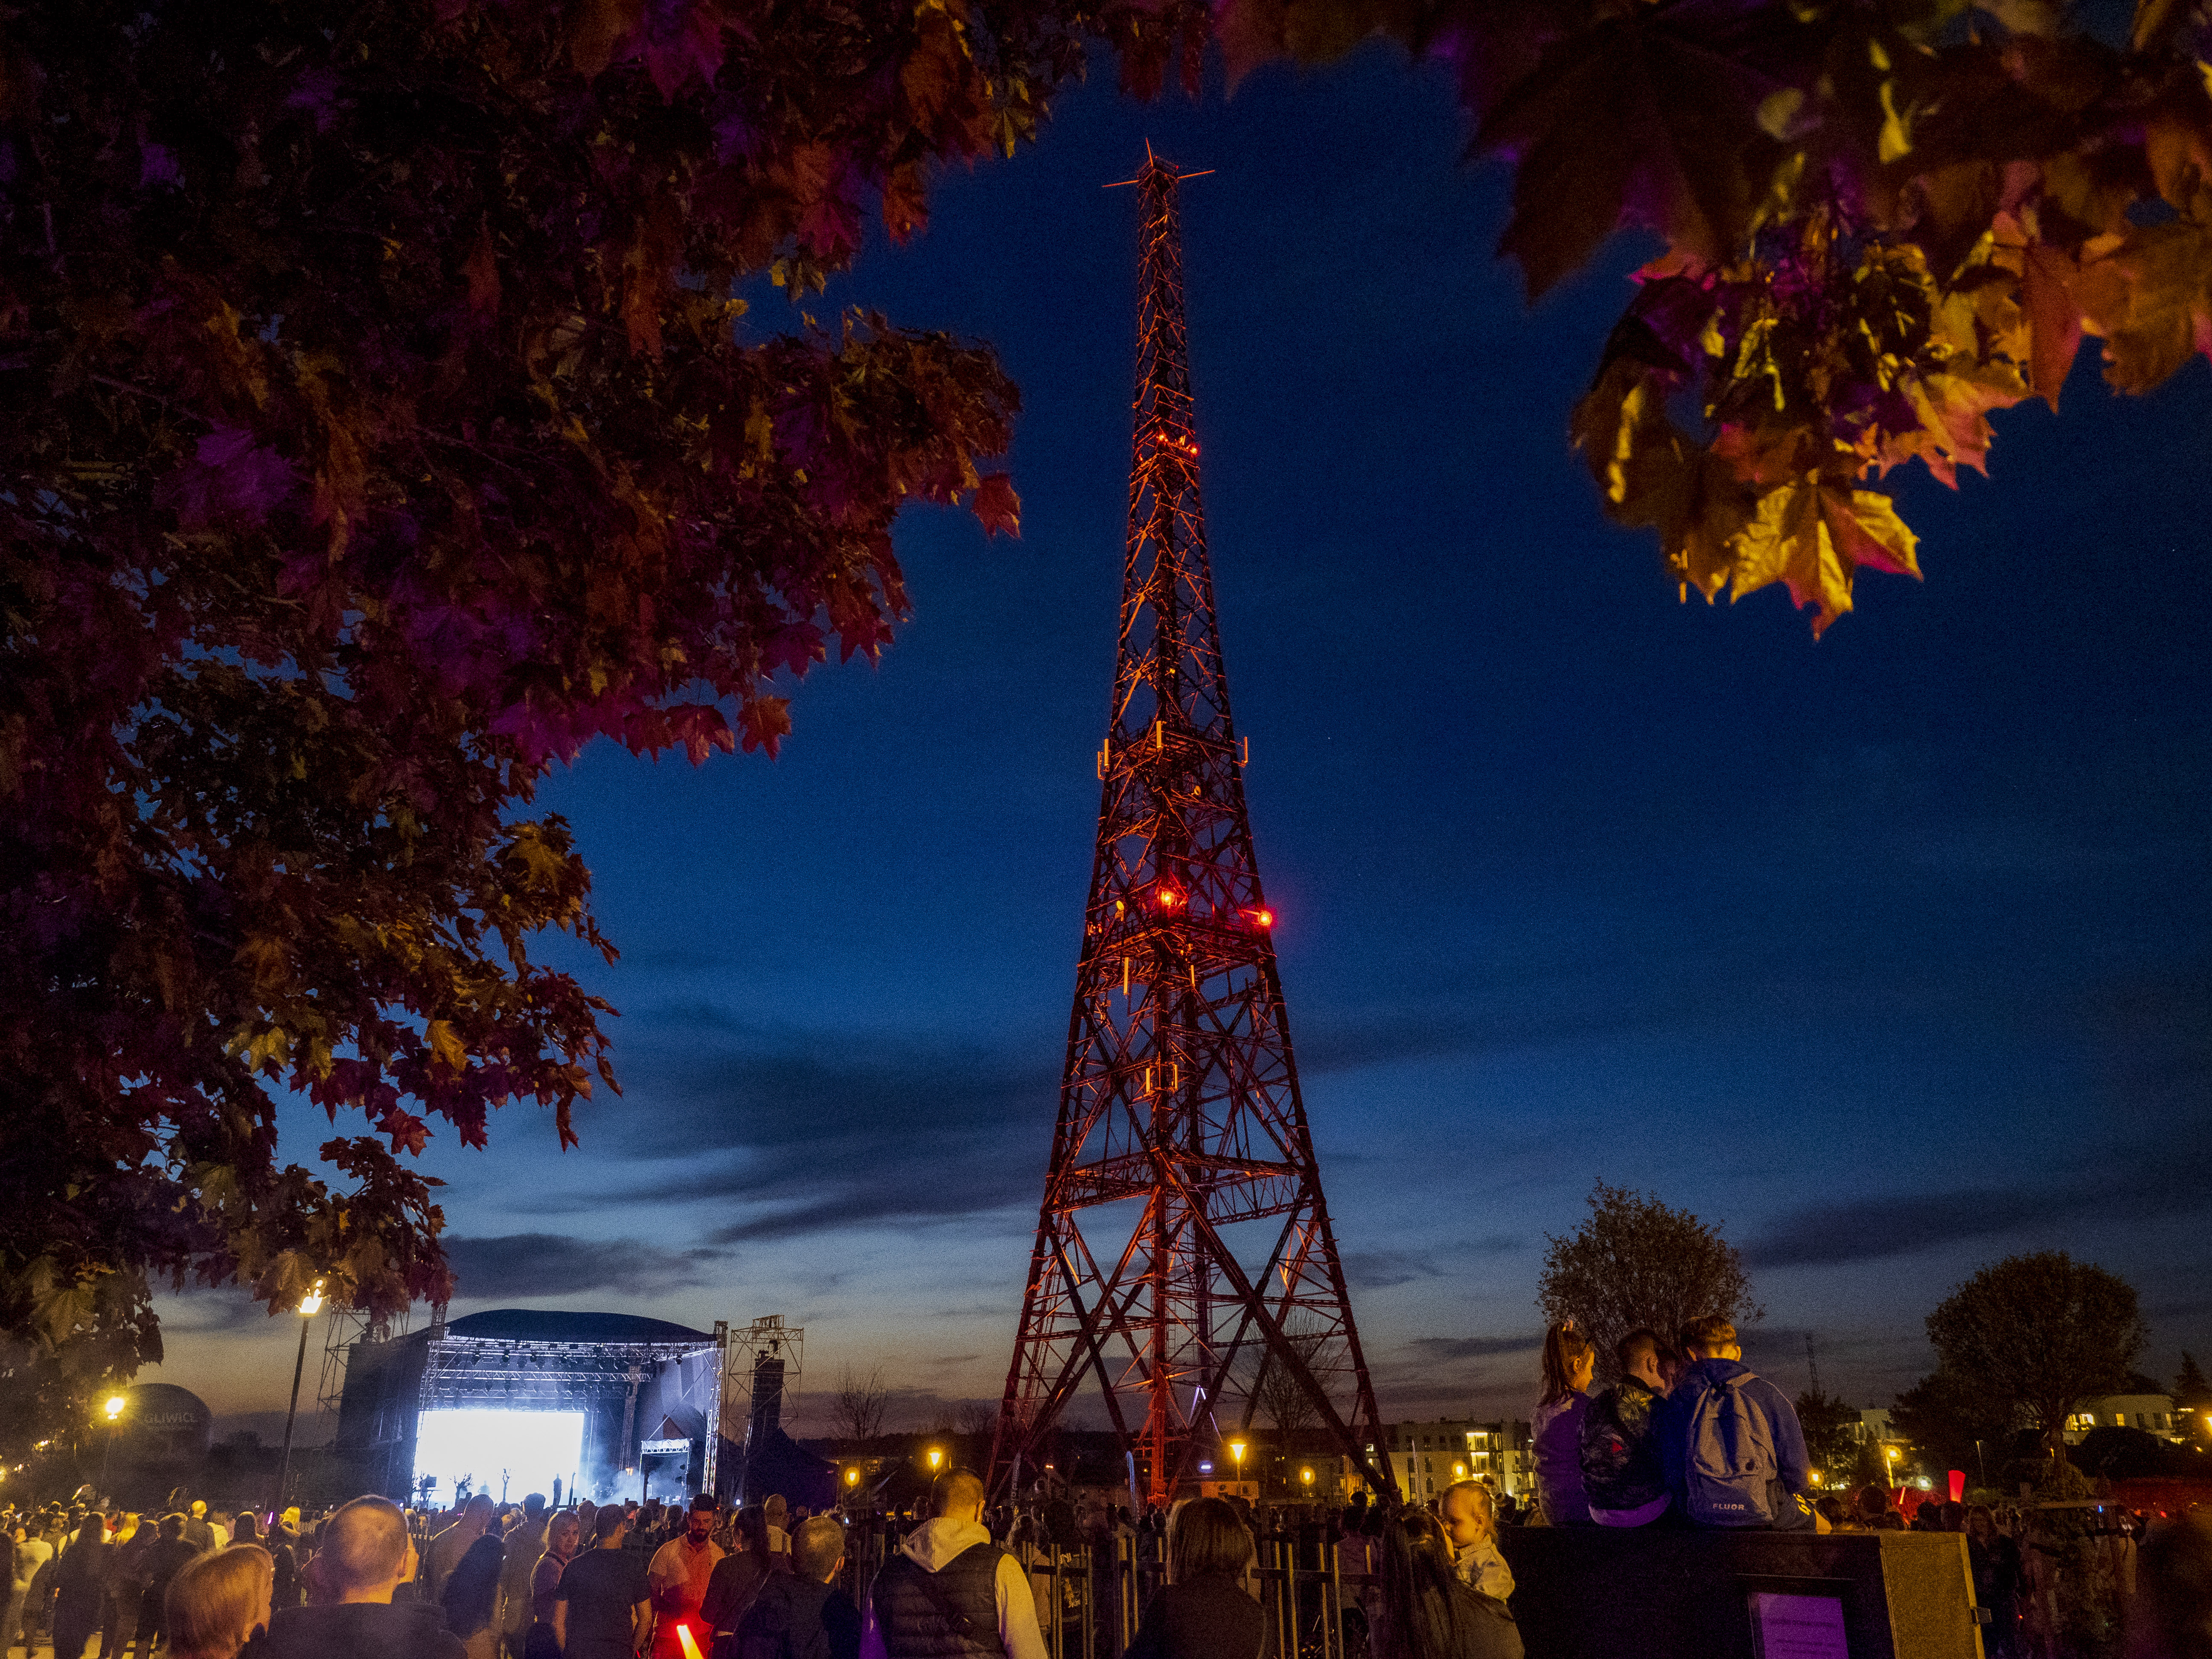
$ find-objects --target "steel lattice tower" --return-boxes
[991,154,1392,1506]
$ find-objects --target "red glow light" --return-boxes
[1255,909,1274,928]
[1157,888,1182,909]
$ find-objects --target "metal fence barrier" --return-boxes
[839,1528,1378,1659]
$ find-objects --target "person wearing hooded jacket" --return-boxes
[1659,1316,1816,1530]
[861,1469,1045,1659]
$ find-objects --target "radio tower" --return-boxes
[991,152,1391,1506]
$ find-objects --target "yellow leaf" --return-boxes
[1726,474,1921,637]
[426,1019,467,1072]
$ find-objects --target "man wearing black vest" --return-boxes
[864,1470,1044,1659]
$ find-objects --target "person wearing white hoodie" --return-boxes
[861,1470,1045,1659]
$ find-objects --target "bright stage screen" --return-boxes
[414,1409,584,1503]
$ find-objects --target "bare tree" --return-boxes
[1246,1323,1330,1442]
[954,1400,998,1438]
[1537,1182,1761,1379]
[833,1364,888,1444]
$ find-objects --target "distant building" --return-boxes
[2065,1394,2186,1442]
[1375,1419,1532,1501]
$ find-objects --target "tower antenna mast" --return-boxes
[991,153,1391,1506]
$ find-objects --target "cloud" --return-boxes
[1400,1335,1543,1362]
[1342,1250,1442,1289]
[573,1028,1059,1246]
[442,1233,727,1301]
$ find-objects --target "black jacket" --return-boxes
[247,1598,469,1659]
[729,1572,861,1659]
[1123,1573,1264,1659]
[1579,1376,1669,1518]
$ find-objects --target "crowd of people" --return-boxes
[5,1310,2208,1659]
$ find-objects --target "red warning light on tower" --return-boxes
[1249,908,1275,929]
[1155,886,1184,910]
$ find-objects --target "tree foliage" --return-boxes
[1222,0,2212,634]
[1794,1386,1862,1482]
[1924,1251,2149,1456]
[1891,1366,2027,1482]
[0,0,1205,1444]
[2175,1350,2212,1410]
[1536,1180,1762,1377]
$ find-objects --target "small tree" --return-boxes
[1924,1252,2148,1461]
[1892,1369,2023,1487]
[1537,1182,1762,1377]
[1794,1389,1862,1486]
[2175,1353,2211,1411]
[832,1365,888,1445]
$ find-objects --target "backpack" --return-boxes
[1683,1371,1777,1526]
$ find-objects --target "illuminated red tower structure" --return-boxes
[991,155,1392,1505]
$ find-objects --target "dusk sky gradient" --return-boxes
[151,43,2212,1446]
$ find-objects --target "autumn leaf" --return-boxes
[971,471,1022,538]
[425,1019,468,1073]
[2076,200,2212,392]
[2020,237,2087,408]
[1725,474,1921,636]
[1479,15,1790,296]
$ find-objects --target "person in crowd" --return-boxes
[253,1496,464,1659]
[176,1502,213,1554]
[729,1516,859,1659]
[1848,1485,1905,1531]
[100,1512,154,1659]
[1579,1328,1674,1528]
[553,1506,651,1659]
[703,1508,782,1655]
[1373,1510,1520,1659]
[647,1494,727,1659]
[233,1513,262,1546]
[428,1497,500,1606]
[442,1513,507,1659]
[268,1510,305,1611]
[864,1468,1045,1659]
[8,1514,52,1655]
[1965,1505,2022,1659]
[138,1512,207,1656]
[2128,1507,2211,1659]
[525,1510,582,1659]
[163,1542,273,1659]
[1531,1321,1596,1526]
[1122,1495,1261,1659]
[498,1495,550,1659]
[1438,1482,1513,1604]
[1815,1495,1849,1529]
[1659,1316,1815,1529]
[762,1499,791,1557]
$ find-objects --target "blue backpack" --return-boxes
[1683,1371,1777,1526]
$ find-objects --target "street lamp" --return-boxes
[1300,1467,1314,1490]
[1229,1440,1246,1492]
[101,1394,126,1495]
[272,1280,325,1516]
[926,1447,943,1473]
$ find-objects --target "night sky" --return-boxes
[153,44,2212,1444]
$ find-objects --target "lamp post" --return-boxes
[271,1280,325,1517]
[100,1394,126,1497]
[1229,1439,1246,1496]
[926,1447,943,1475]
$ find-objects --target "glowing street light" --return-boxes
[846,1468,861,1487]
[1300,1467,1314,1489]
[100,1393,127,1492]
[927,1447,944,1473]
[273,1279,326,1516]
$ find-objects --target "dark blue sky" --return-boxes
[160,44,2212,1439]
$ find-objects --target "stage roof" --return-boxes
[444,1309,712,1345]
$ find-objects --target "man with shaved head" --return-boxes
[253,1496,467,1658]
[863,1469,1044,1659]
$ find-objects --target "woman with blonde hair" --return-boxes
[164,1543,273,1659]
